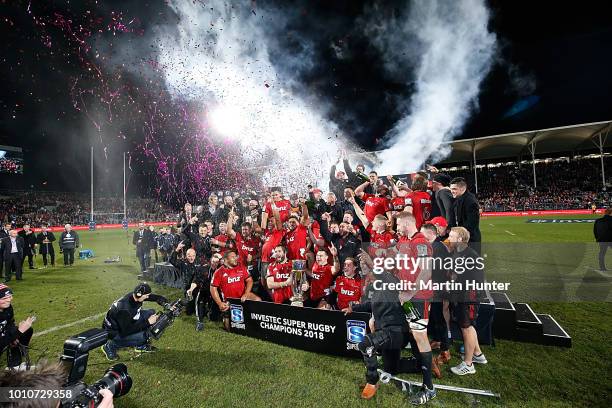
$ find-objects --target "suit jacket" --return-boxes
[452,191,481,243]
[594,215,612,242]
[1,236,24,259]
[133,229,154,255]
[37,231,56,254]
[18,230,37,251]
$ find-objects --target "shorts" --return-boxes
[409,300,430,332]
[455,302,479,329]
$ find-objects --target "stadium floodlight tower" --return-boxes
[123,151,128,230]
[89,146,95,231]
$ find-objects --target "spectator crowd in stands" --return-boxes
[442,156,610,212]
[0,192,176,227]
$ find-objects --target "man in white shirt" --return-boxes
[2,230,24,282]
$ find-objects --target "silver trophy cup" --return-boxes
[290,259,307,307]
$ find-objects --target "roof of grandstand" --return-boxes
[438,120,612,164]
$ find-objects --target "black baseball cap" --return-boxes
[433,173,452,187]
[133,283,152,297]
[0,284,13,299]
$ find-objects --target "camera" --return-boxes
[148,298,187,340]
[59,328,132,408]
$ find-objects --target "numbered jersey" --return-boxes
[405,191,432,229]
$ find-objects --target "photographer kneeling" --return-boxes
[101,283,168,361]
[0,284,35,371]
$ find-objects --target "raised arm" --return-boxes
[386,175,402,197]
[260,197,271,231]
[343,150,355,181]
[226,210,237,240]
[319,213,333,242]
[169,241,185,267]
[300,200,309,226]
[271,205,282,231]
[307,223,325,247]
[330,243,340,275]
[354,180,370,199]
[349,196,369,228]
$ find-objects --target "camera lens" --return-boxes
[94,363,133,398]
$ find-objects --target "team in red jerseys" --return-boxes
[180,175,437,317]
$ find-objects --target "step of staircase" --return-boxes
[537,314,572,348]
[514,303,543,332]
[491,292,516,339]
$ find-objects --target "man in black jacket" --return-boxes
[307,187,328,222]
[182,224,214,263]
[36,224,56,267]
[2,230,24,282]
[450,178,481,252]
[0,223,11,282]
[59,224,80,266]
[101,283,167,360]
[170,243,210,331]
[594,208,612,271]
[432,173,455,226]
[178,202,199,247]
[133,221,154,273]
[329,154,351,200]
[324,192,344,223]
[18,225,37,270]
[319,212,360,267]
[0,284,35,370]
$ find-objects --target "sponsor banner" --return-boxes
[483,209,602,217]
[19,221,175,233]
[526,219,596,223]
[227,299,370,357]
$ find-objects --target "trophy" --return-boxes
[290,259,307,307]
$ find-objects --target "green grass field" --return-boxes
[8,215,612,407]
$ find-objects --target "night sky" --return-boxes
[1,0,611,199]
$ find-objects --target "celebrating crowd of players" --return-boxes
[145,153,485,404]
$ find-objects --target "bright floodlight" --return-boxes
[208,105,245,138]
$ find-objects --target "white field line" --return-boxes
[33,312,106,337]
[504,230,516,236]
[489,224,495,227]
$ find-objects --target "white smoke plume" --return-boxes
[153,1,347,192]
[367,0,496,174]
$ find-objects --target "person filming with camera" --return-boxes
[101,283,168,361]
